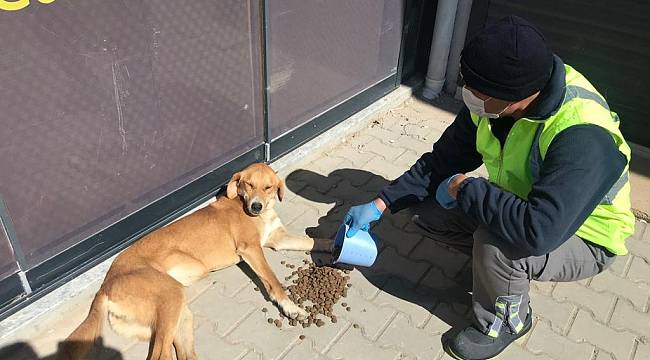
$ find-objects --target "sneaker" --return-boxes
[445,310,533,360]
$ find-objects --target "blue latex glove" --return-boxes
[436,174,463,209]
[344,201,383,237]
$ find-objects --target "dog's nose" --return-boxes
[251,202,263,213]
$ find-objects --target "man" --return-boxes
[343,16,635,360]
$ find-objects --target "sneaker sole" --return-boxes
[445,345,466,360]
[443,319,533,360]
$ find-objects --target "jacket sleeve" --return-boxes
[378,107,483,213]
[457,124,627,256]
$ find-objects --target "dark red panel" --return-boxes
[267,0,403,139]
[0,0,263,268]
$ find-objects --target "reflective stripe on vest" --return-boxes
[565,85,611,113]
[529,84,628,205]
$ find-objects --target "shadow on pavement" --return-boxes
[285,167,475,348]
[0,337,123,360]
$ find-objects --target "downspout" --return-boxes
[421,0,459,100]
[444,0,473,99]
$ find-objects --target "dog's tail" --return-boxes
[56,289,108,360]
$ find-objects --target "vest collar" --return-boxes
[523,55,566,121]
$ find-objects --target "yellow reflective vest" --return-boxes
[470,65,635,255]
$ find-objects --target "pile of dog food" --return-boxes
[265,258,354,328]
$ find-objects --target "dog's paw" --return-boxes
[280,300,308,320]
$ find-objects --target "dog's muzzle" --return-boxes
[250,200,263,215]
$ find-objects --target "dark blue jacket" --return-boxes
[378,56,626,256]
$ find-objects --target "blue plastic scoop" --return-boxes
[332,223,379,267]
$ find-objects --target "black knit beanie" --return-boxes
[460,16,553,101]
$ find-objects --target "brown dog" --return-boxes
[57,163,332,360]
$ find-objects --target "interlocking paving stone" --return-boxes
[373,220,423,257]
[280,339,332,360]
[225,310,297,360]
[376,313,443,359]
[607,254,631,276]
[363,156,409,181]
[346,267,385,301]
[553,282,616,322]
[498,343,554,360]
[327,146,378,170]
[589,270,650,310]
[374,278,438,328]
[308,155,348,176]
[362,137,407,163]
[189,284,257,337]
[393,149,421,168]
[275,200,319,227]
[424,302,471,336]
[527,320,595,360]
[627,236,650,261]
[193,317,252,360]
[634,341,650,360]
[568,310,637,360]
[593,349,616,360]
[120,341,151,360]
[609,299,650,336]
[530,292,575,334]
[337,295,397,340]
[325,326,401,360]
[627,256,650,286]
[530,281,556,296]
[288,315,350,354]
[370,247,431,285]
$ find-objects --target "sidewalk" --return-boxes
[1,96,649,360]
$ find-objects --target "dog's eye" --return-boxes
[265,185,272,191]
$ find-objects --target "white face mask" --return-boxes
[462,87,510,119]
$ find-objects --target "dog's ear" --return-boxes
[277,179,286,202]
[226,172,242,199]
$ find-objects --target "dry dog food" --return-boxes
[266,260,351,329]
[287,262,349,319]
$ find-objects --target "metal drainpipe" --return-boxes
[444,0,474,99]
[421,0,459,100]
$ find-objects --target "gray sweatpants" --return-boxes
[410,198,616,334]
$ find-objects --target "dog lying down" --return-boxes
[56,163,334,360]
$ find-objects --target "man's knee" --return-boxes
[473,226,502,269]
[472,226,526,272]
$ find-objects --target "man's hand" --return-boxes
[343,198,385,237]
[436,174,469,209]
[448,174,469,199]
